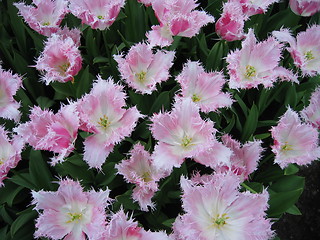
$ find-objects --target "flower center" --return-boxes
[97,15,104,19]
[181,136,193,148]
[212,213,229,228]
[244,65,256,79]
[0,158,4,165]
[135,71,147,84]
[57,62,70,75]
[305,50,315,61]
[98,114,111,129]
[42,21,50,26]
[141,171,152,182]
[66,212,82,223]
[191,94,201,102]
[281,141,293,151]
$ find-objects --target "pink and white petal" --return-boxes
[146,25,174,47]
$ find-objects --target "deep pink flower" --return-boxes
[301,86,320,129]
[0,66,22,122]
[146,0,215,47]
[114,43,175,94]
[289,0,320,16]
[176,60,233,112]
[215,1,247,41]
[35,33,82,84]
[226,29,297,89]
[219,134,263,180]
[150,98,216,172]
[271,108,320,169]
[173,173,274,240]
[32,178,110,240]
[68,0,125,30]
[273,26,320,76]
[105,209,172,240]
[14,0,68,36]
[77,76,142,169]
[14,104,79,165]
[0,127,24,187]
[116,143,168,211]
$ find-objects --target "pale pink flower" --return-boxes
[14,0,68,36]
[215,1,247,41]
[289,0,320,16]
[68,0,125,30]
[105,209,172,240]
[77,76,142,169]
[35,33,82,84]
[301,86,320,129]
[146,0,215,47]
[273,26,320,76]
[32,178,110,240]
[271,108,320,169]
[0,66,22,122]
[115,143,168,211]
[56,27,82,47]
[231,0,279,17]
[193,140,233,169]
[218,134,263,180]
[150,98,216,172]
[176,60,233,112]
[0,127,24,187]
[114,43,175,94]
[173,173,274,240]
[14,103,79,165]
[226,29,297,89]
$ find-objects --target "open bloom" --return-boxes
[114,43,175,94]
[0,66,22,122]
[150,98,216,172]
[230,0,279,17]
[273,26,320,76]
[68,0,125,30]
[116,143,168,211]
[271,108,320,168]
[301,86,320,129]
[14,104,79,165]
[14,0,68,36]
[105,209,172,240]
[0,127,24,187]
[35,33,82,84]
[289,0,320,16]
[226,29,297,89]
[173,173,274,240]
[146,0,214,47]
[32,178,110,240]
[215,1,247,41]
[176,60,233,112]
[219,134,263,180]
[77,76,142,169]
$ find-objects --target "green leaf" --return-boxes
[10,211,37,237]
[36,96,55,109]
[115,190,139,210]
[10,173,36,190]
[93,56,109,64]
[0,182,24,207]
[29,150,53,190]
[267,188,303,217]
[75,66,93,98]
[206,41,228,71]
[270,175,305,193]
[286,204,302,215]
[149,91,171,114]
[241,103,259,141]
[284,164,299,175]
[162,218,175,228]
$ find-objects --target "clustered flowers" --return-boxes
[1,0,319,239]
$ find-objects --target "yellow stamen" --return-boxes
[98,115,111,129]
[58,62,70,75]
[135,71,147,84]
[191,94,201,102]
[181,136,193,148]
[66,212,82,223]
[141,171,152,182]
[42,22,50,26]
[281,141,293,151]
[211,213,229,229]
[97,15,104,19]
[245,65,256,79]
[305,50,315,61]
